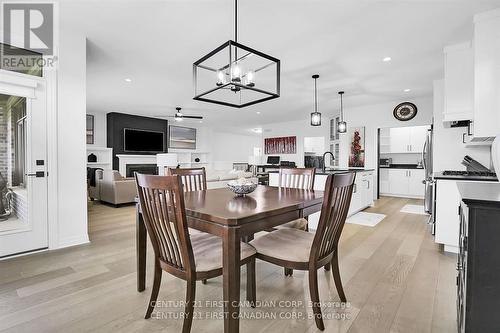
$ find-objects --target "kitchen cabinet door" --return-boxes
[435,179,461,252]
[379,169,390,194]
[473,10,500,138]
[389,127,410,153]
[348,177,363,216]
[388,169,409,196]
[363,173,374,207]
[408,169,425,198]
[409,126,429,153]
[443,42,474,122]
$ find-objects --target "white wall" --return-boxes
[56,9,88,248]
[262,120,329,167]
[433,80,491,171]
[338,96,433,169]
[211,130,261,168]
[261,96,433,197]
[86,114,260,170]
[86,110,106,147]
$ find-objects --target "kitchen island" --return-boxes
[268,168,375,229]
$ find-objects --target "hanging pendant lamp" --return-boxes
[193,0,280,108]
[310,74,321,126]
[338,91,347,133]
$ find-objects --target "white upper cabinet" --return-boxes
[389,127,410,153]
[473,9,500,138]
[409,126,429,153]
[443,42,474,122]
[386,126,429,153]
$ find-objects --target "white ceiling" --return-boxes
[66,0,500,130]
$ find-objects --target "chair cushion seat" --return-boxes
[250,228,315,263]
[275,218,308,230]
[190,232,256,272]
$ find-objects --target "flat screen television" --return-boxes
[123,128,165,152]
[267,156,280,165]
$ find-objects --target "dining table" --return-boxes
[136,185,324,333]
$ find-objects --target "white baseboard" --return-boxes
[55,234,90,249]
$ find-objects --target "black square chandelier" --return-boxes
[193,0,280,108]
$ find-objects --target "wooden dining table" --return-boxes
[136,185,324,333]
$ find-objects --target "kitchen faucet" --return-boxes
[322,152,335,172]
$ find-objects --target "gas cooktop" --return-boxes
[442,170,497,177]
[435,170,498,181]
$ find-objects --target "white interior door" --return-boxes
[0,76,48,258]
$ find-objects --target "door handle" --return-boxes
[26,171,45,178]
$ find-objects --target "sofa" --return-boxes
[205,169,257,189]
[89,170,136,206]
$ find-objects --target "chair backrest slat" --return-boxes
[311,173,355,263]
[135,173,196,273]
[278,167,316,190]
[167,167,208,192]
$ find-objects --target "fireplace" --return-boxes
[126,164,158,177]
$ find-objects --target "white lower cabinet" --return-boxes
[268,170,374,230]
[434,179,494,253]
[434,179,461,253]
[379,168,425,198]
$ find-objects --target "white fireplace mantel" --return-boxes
[116,154,157,176]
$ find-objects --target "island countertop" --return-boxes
[267,168,374,175]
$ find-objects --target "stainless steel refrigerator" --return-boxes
[422,128,435,232]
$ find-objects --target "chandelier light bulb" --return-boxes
[216,70,225,86]
[246,71,255,87]
[231,64,241,82]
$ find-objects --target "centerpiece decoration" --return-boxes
[227,177,257,196]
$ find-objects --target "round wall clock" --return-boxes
[393,102,417,121]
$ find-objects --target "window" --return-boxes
[11,98,27,187]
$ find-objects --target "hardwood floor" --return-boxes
[0,197,457,332]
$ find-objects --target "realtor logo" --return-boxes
[3,3,54,55]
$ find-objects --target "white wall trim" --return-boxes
[45,70,60,250]
[116,154,158,176]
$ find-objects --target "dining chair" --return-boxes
[250,172,355,331]
[167,167,207,192]
[277,167,316,231]
[276,167,317,276]
[135,173,256,333]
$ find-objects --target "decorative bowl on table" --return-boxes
[227,178,257,196]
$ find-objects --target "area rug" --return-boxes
[346,212,386,227]
[400,204,428,215]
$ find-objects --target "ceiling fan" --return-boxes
[163,107,203,122]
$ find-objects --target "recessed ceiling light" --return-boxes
[252,128,263,134]
[403,88,411,92]
[124,78,132,82]
[256,111,261,115]
[199,120,203,123]
[383,57,392,62]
